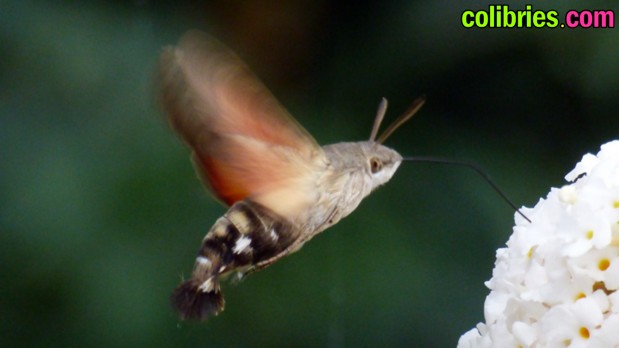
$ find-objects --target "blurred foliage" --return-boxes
[1,0,618,347]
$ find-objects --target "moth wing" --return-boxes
[160,31,326,218]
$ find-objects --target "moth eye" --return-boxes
[369,157,383,174]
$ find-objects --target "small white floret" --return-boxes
[559,185,578,204]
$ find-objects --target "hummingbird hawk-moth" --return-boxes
[159,31,425,321]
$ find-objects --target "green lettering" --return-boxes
[533,11,546,28]
[518,11,526,27]
[546,11,559,27]
[462,10,475,28]
[477,11,488,28]
[504,5,516,27]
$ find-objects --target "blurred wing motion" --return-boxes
[159,31,326,217]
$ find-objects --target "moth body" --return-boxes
[171,141,402,320]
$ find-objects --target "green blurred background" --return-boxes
[1,0,618,347]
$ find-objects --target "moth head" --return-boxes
[363,143,403,189]
[362,96,425,188]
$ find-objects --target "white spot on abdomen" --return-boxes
[270,229,279,241]
[198,277,215,293]
[196,256,211,266]
[232,236,252,254]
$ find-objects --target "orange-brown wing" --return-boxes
[159,31,326,216]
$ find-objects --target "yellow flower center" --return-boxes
[579,327,590,339]
[527,246,535,258]
[599,258,611,271]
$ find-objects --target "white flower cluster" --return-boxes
[459,141,619,348]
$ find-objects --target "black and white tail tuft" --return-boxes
[171,279,225,320]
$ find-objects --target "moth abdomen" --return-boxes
[171,200,299,320]
[170,240,226,320]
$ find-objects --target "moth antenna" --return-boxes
[369,98,388,142]
[402,156,531,223]
[377,95,426,144]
